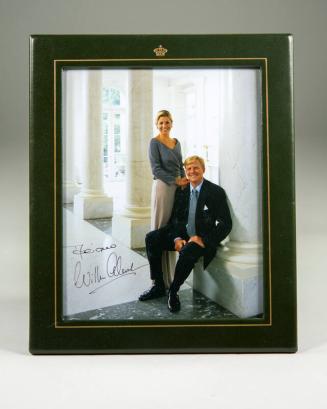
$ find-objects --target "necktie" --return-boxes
[187,189,198,237]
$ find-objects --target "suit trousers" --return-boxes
[145,227,205,293]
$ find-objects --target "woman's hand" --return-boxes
[175,177,189,187]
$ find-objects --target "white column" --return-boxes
[112,69,153,248]
[74,70,113,219]
[193,69,263,318]
[62,70,80,203]
[219,68,263,263]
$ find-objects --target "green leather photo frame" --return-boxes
[30,34,296,354]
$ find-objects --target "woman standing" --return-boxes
[149,110,189,287]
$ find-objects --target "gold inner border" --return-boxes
[54,57,272,329]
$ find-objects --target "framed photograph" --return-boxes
[30,34,297,354]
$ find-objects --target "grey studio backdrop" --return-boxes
[0,0,326,350]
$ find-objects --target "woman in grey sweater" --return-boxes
[149,110,189,287]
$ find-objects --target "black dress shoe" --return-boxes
[139,285,166,301]
[168,291,181,312]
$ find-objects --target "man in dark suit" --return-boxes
[139,155,232,312]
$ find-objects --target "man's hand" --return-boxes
[188,235,205,248]
[174,239,187,252]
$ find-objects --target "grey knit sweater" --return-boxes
[149,138,185,185]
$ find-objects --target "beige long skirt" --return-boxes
[151,179,177,288]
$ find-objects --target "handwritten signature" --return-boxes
[73,251,148,294]
[69,243,117,259]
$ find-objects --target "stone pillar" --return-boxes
[62,70,80,203]
[193,69,263,318]
[219,68,262,263]
[74,70,113,219]
[112,69,153,248]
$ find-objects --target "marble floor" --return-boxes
[63,205,238,322]
[64,288,236,321]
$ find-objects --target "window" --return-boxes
[102,87,126,182]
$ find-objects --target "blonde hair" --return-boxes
[155,110,173,124]
[184,155,205,171]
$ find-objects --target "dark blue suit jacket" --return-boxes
[167,178,232,268]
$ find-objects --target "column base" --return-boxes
[193,248,263,318]
[111,214,150,249]
[62,182,80,204]
[74,194,113,219]
[220,240,263,264]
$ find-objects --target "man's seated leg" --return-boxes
[139,283,166,301]
[139,227,174,301]
[168,242,205,312]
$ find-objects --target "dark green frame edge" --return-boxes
[29,34,297,354]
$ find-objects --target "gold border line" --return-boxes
[57,322,271,329]
[265,59,273,324]
[54,57,271,329]
[54,60,57,326]
[55,57,267,62]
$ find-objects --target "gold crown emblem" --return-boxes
[153,45,168,57]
